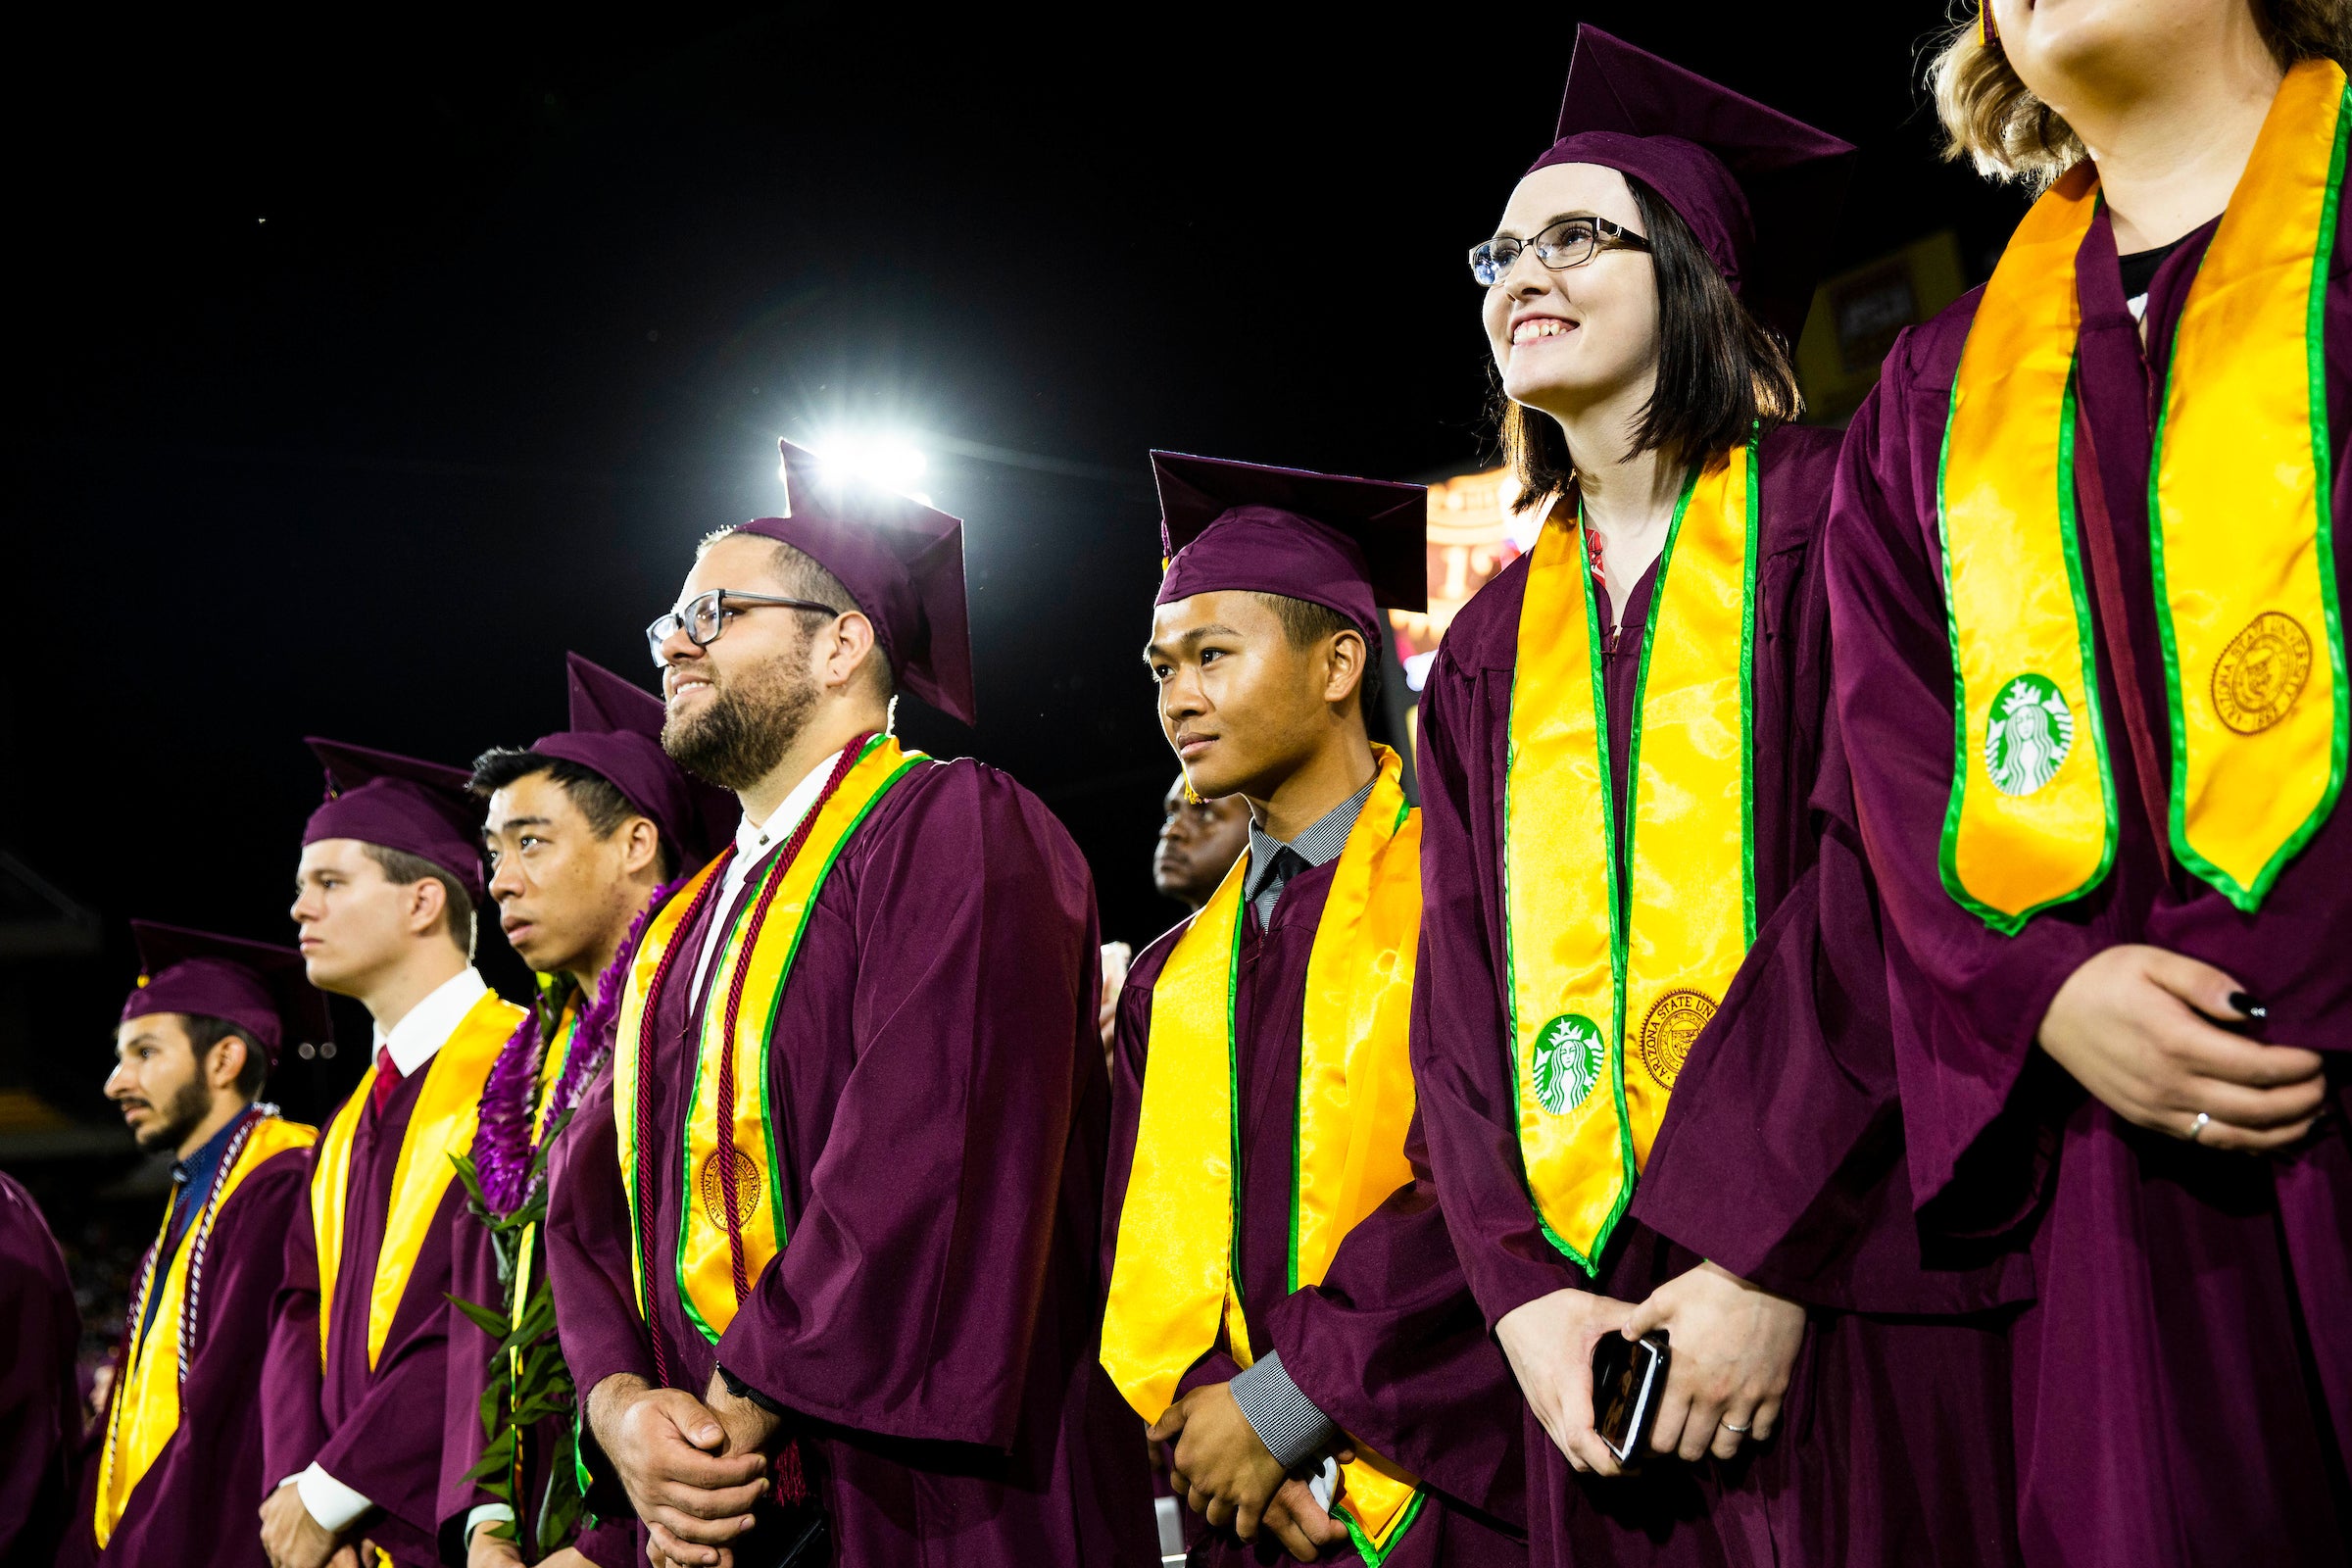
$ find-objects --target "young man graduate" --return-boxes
[262,741,524,1568]
[1105,453,1525,1568]
[437,654,731,1568]
[545,441,1154,1566]
[61,924,325,1568]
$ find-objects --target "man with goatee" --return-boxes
[60,925,325,1568]
[545,442,1154,1566]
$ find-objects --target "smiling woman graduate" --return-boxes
[1412,25,2024,1568]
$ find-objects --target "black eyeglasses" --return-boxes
[1469,215,1652,286]
[645,588,841,667]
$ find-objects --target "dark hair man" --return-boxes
[546,441,1154,1566]
[1153,775,1252,912]
[60,924,326,1568]
[1103,453,1524,1566]
[439,654,730,1568]
[262,742,522,1568]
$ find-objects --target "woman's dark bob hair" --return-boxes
[1496,174,1801,514]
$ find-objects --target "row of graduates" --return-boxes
[18,8,2352,1567]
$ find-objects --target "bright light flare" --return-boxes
[789,430,932,507]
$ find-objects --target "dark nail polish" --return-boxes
[2229,990,2268,1021]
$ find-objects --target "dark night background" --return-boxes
[1,5,2020,1157]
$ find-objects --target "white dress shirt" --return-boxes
[688,749,842,1003]
[288,964,490,1534]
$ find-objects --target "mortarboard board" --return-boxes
[1526,26,1856,346]
[727,440,976,727]
[120,920,332,1067]
[302,738,486,904]
[522,654,736,866]
[1151,452,1427,649]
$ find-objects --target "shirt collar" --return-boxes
[371,966,490,1077]
[170,1107,250,1196]
[1246,774,1378,902]
[732,749,845,862]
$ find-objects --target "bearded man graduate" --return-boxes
[61,925,325,1568]
[437,654,733,1568]
[1105,454,1525,1568]
[262,742,524,1568]
[546,442,1154,1567]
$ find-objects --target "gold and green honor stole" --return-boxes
[612,733,925,1341]
[1102,745,1428,1563]
[1939,58,2350,926]
[1504,436,1759,1272]
[94,1110,316,1546]
[312,989,520,1370]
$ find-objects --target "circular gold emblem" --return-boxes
[1639,989,1715,1090]
[2212,612,2312,735]
[696,1149,763,1230]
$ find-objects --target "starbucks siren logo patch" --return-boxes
[1532,1013,1605,1115]
[1984,673,2075,798]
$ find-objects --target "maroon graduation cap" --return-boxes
[729,440,976,727]
[528,653,736,866]
[1527,25,1856,346]
[302,738,486,904]
[1151,451,1427,649]
[120,921,332,1067]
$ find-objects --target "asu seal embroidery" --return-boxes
[697,1149,763,1230]
[1532,1013,1605,1115]
[1984,672,2076,797]
[2211,611,2313,735]
[1639,989,1714,1089]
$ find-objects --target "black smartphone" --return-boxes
[1592,1331,1670,1464]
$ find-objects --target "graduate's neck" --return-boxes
[355,940,470,1038]
[1247,716,1377,845]
[174,1089,254,1162]
[1551,387,1686,606]
[738,694,891,827]
[2055,23,2280,252]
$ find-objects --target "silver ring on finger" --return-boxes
[1720,1417,1751,1434]
[2188,1110,2211,1143]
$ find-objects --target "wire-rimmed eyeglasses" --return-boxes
[645,588,842,667]
[1469,216,1652,287]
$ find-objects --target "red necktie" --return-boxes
[370,1046,402,1115]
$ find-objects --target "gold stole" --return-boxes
[1939,58,2349,925]
[1504,438,1758,1271]
[612,735,925,1339]
[93,1114,316,1546]
[1102,746,1427,1562]
[312,989,521,1369]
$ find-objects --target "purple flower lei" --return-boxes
[473,875,689,1217]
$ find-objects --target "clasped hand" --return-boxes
[586,1372,773,1568]
[1150,1382,1351,1562]
[1497,1265,1803,1474]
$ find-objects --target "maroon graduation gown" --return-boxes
[1412,422,2022,1567]
[547,758,1157,1565]
[1827,203,2352,1565]
[439,1152,636,1568]
[263,1069,471,1568]
[1104,861,1529,1568]
[57,1144,309,1568]
[0,1173,77,1568]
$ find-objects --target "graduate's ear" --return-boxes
[817,609,885,699]
[402,873,450,940]
[617,815,662,879]
[1319,628,1369,712]
[204,1031,251,1094]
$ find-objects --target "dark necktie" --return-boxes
[370,1045,402,1115]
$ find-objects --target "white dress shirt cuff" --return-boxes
[466,1502,517,1544]
[294,1463,372,1534]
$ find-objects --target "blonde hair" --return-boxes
[1929,2,2352,189]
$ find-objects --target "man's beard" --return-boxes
[134,1074,213,1153]
[662,653,818,792]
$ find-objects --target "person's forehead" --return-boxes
[117,1012,187,1047]
[684,532,782,598]
[1499,163,1640,233]
[486,769,584,832]
[299,837,374,875]
[1151,588,1281,642]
